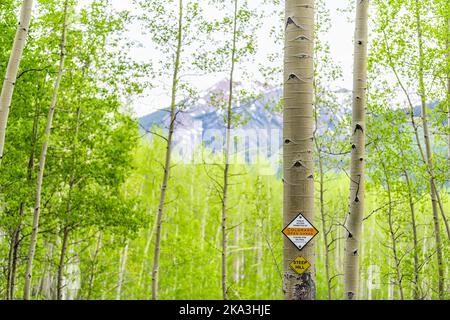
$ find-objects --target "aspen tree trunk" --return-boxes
[387,191,404,300]
[86,232,102,300]
[137,179,155,290]
[151,0,183,300]
[56,106,80,300]
[23,1,69,300]
[403,169,420,299]
[7,204,27,299]
[139,222,155,288]
[56,226,69,300]
[6,99,40,299]
[221,0,238,301]
[344,0,369,300]
[116,241,129,300]
[38,241,55,299]
[283,0,315,300]
[233,226,240,284]
[378,154,404,300]
[0,0,33,164]
[314,137,331,299]
[447,17,450,228]
[414,0,445,299]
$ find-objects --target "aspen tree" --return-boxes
[376,143,404,300]
[344,0,369,300]
[151,0,183,300]
[403,168,420,299]
[220,0,239,301]
[283,0,316,300]
[380,5,446,297]
[447,17,450,196]
[414,0,444,299]
[23,0,69,300]
[0,0,33,165]
[116,241,129,300]
[315,139,331,299]
[86,232,102,300]
[56,104,81,300]
[6,98,40,300]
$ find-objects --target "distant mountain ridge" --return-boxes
[138,79,441,167]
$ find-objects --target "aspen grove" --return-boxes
[0,0,449,300]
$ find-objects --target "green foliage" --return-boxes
[0,0,449,301]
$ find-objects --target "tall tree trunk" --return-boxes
[447,14,450,246]
[86,232,102,300]
[116,241,129,300]
[6,99,40,300]
[378,153,404,300]
[38,240,55,299]
[221,0,238,301]
[414,0,444,300]
[56,105,81,300]
[139,222,155,290]
[317,149,331,300]
[233,225,240,284]
[56,226,69,300]
[0,0,33,164]
[344,0,369,300]
[151,0,183,300]
[6,204,24,300]
[283,0,315,300]
[403,169,420,299]
[23,0,69,300]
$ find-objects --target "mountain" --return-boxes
[139,80,450,169]
[138,80,291,169]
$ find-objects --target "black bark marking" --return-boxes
[287,73,299,81]
[293,160,303,168]
[284,139,292,144]
[286,17,302,29]
[353,250,358,256]
[347,292,355,299]
[294,53,311,59]
[307,174,313,179]
[294,35,310,41]
[359,157,364,162]
[351,144,356,150]
[348,232,353,239]
[354,124,364,133]
[354,175,362,204]
[293,272,315,300]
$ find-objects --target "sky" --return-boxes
[110,0,356,117]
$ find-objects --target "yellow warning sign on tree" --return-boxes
[290,256,311,274]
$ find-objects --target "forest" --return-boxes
[0,0,449,301]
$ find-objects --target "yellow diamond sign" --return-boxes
[290,256,311,274]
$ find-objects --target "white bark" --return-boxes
[151,0,183,300]
[23,1,69,300]
[344,0,369,300]
[283,0,315,300]
[0,0,34,164]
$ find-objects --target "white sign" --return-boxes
[282,213,318,250]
